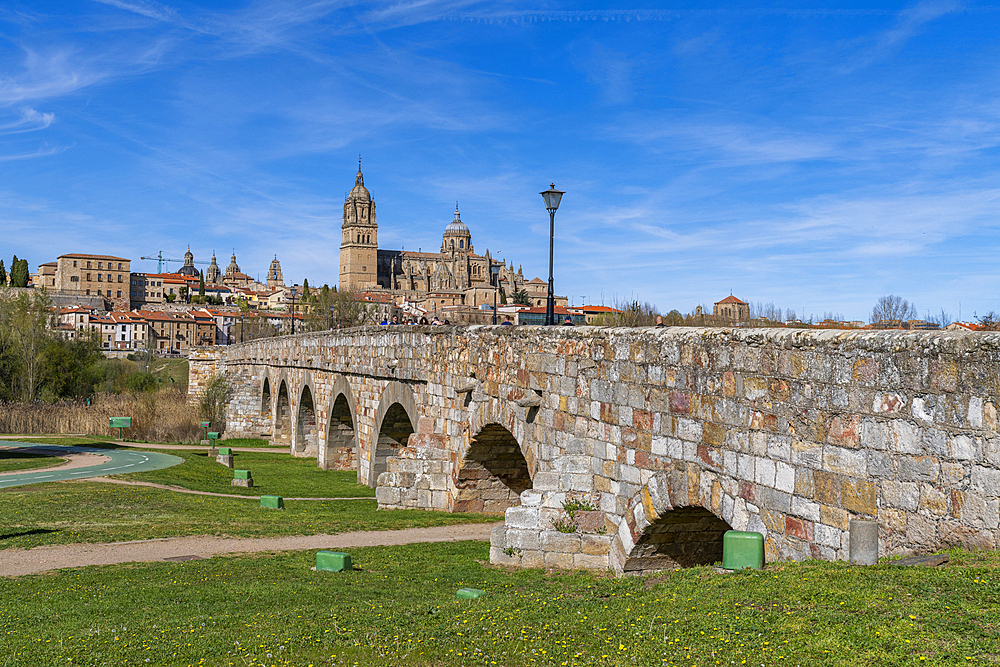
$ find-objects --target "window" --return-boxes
[450,240,454,247]
[86,262,91,269]
[97,262,102,269]
[70,276,79,283]
[86,273,91,281]
[97,274,102,282]
[118,263,122,270]
[86,289,90,295]
[73,261,77,268]
[459,240,464,248]
[118,275,122,282]
[117,291,121,298]
[157,281,161,287]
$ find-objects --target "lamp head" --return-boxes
[540,183,565,212]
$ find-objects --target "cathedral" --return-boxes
[339,162,529,310]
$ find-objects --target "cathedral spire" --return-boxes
[356,156,364,187]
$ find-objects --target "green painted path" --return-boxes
[0,444,183,489]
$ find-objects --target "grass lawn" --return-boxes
[0,482,497,549]
[150,357,188,389]
[1,541,998,666]
[0,451,66,473]
[113,449,375,498]
[217,437,281,448]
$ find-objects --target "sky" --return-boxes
[2,1,1000,322]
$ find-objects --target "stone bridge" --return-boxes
[189,326,1000,573]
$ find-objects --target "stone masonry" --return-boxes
[190,325,1000,574]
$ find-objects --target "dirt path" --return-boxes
[0,523,499,577]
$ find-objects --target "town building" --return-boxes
[47,253,131,310]
[713,295,749,323]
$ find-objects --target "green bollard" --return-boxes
[456,588,487,600]
[722,530,764,570]
[316,551,352,572]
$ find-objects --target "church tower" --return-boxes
[339,160,378,292]
[205,252,221,283]
[266,256,284,289]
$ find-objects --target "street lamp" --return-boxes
[289,285,298,335]
[539,183,565,326]
[491,262,502,325]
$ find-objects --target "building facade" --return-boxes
[53,254,130,300]
[713,295,749,323]
[339,163,541,315]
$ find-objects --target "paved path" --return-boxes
[0,523,499,576]
[0,443,183,489]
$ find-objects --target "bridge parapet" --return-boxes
[198,325,1000,573]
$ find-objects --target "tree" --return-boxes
[510,289,531,306]
[303,287,375,331]
[9,256,28,288]
[232,313,279,342]
[6,288,53,400]
[664,309,684,325]
[198,271,205,297]
[0,260,6,286]
[593,299,660,327]
[199,374,233,432]
[871,295,917,326]
[302,278,310,299]
[978,312,1000,331]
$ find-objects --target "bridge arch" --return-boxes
[611,470,736,574]
[272,374,292,447]
[324,375,357,471]
[453,422,532,513]
[370,382,418,486]
[464,392,538,478]
[294,375,318,456]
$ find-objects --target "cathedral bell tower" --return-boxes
[339,160,378,292]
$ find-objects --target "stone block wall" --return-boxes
[200,325,1000,573]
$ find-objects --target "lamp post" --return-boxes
[289,285,298,335]
[491,262,502,325]
[539,183,565,326]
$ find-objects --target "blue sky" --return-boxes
[2,1,1000,321]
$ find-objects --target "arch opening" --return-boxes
[454,423,532,513]
[272,381,291,446]
[295,385,318,455]
[373,402,414,481]
[261,377,271,417]
[623,506,733,574]
[326,393,357,470]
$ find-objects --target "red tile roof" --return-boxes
[58,253,130,261]
[715,295,746,305]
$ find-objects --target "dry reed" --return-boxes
[0,390,202,443]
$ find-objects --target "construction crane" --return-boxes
[140,251,210,273]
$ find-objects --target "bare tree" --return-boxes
[871,295,917,325]
[750,301,784,322]
[929,308,953,328]
[593,299,660,327]
[978,312,1000,331]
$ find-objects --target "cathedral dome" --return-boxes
[178,245,199,276]
[348,163,371,202]
[444,205,469,234]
